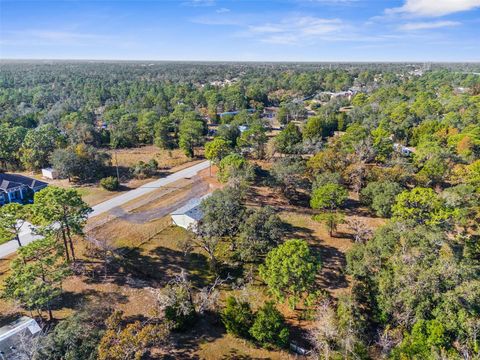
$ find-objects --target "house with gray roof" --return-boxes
[0,174,48,206]
[0,316,42,359]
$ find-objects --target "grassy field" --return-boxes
[106,145,191,169]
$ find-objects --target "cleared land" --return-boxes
[0,161,384,358]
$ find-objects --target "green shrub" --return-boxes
[360,181,402,217]
[163,283,196,331]
[249,302,289,349]
[100,176,119,191]
[221,296,254,338]
[132,159,158,179]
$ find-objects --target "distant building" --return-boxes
[0,316,42,359]
[262,107,277,119]
[393,143,414,156]
[238,125,248,133]
[41,168,59,180]
[315,89,357,101]
[171,194,211,232]
[0,174,48,206]
[218,109,255,118]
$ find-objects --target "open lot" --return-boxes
[1,160,384,358]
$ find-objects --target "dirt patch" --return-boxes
[86,166,220,233]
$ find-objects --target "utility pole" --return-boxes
[114,149,120,184]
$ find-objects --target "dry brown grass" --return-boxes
[0,157,388,358]
[196,335,293,359]
[247,179,385,299]
[106,145,190,168]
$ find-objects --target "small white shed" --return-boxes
[171,194,211,232]
[41,168,59,180]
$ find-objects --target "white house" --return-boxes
[0,316,41,359]
[171,194,211,232]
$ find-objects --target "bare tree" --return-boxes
[347,217,373,243]
[155,269,195,320]
[181,234,220,272]
[376,327,400,359]
[154,269,230,319]
[195,274,231,314]
[84,235,116,280]
[307,300,339,360]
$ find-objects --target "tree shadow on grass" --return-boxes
[51,289,129,311]
[164,314,226,360]
[343,198,373,218]
[102,246,211,289]
[284,222,315,240]
[0,312,23,327]
[285,222,349,293]
[220,351,271,360]
[314,242,348,292]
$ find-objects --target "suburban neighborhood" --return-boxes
[1,0,480,358]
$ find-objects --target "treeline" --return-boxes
[258,72,480,358]
[201,66,480,358]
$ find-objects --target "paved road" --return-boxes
[0,222,43,259]
[0,160,210,259]
[89,160,210,218]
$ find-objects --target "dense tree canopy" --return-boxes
[1,61,480,358]
[260,239,320,308]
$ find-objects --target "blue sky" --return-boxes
[1,0,479,61]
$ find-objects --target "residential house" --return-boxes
[262,107,278,119]
[0,173,48,205]
[0,316,42,359]
[218,109,255,118]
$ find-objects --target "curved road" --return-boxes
[0,160,210,259]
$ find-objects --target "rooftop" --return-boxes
[171,194,211,221]
[0,316,41,359]
[0,173,48,193]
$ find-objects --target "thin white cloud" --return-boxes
[29,30,109,42]
[246,16,345,44]
[399,20,461,31]
[191,15,241,26]
[302,0,359,4]
[248,25,284,34]
[387,0,480,17]
[182,0,215,7]
[216,7,230,13]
